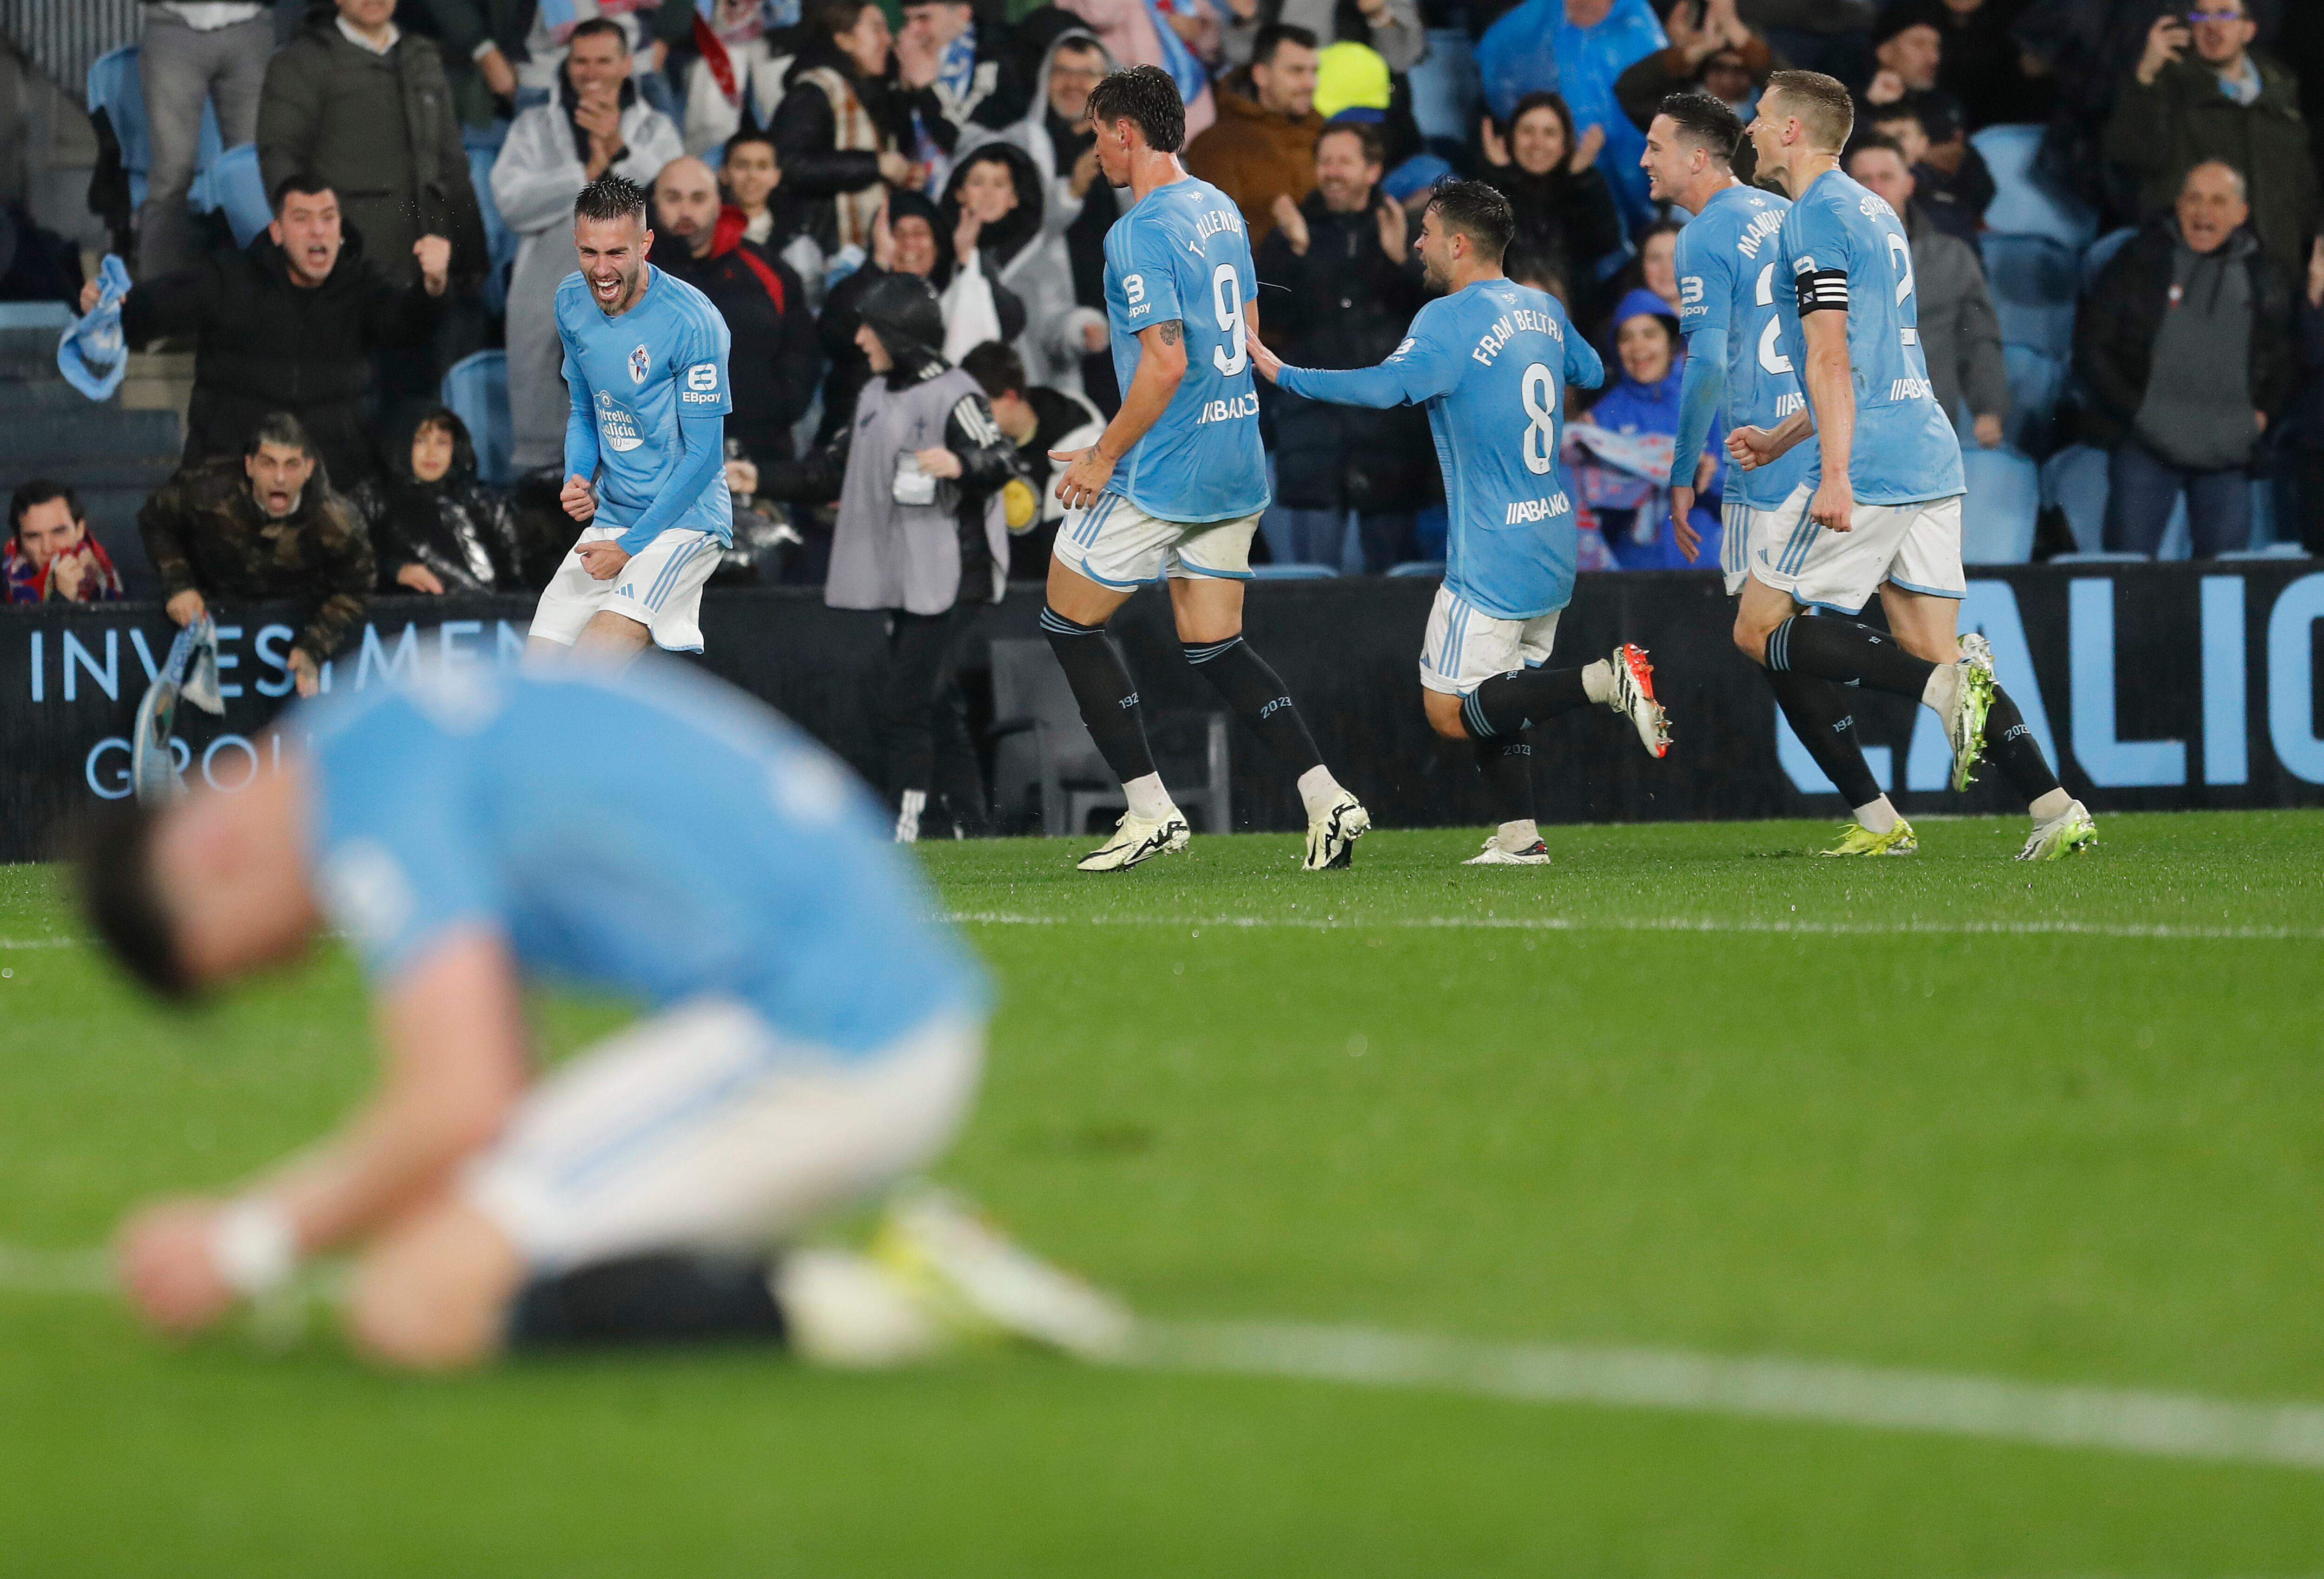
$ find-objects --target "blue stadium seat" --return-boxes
[1972,123,2097,250]
[2040,443,2109,553]
[440,350,512,486]
[86,45,222,213]
[1409,30,1481,144]
[1386,560,1445,578]
[2000,343,2066,449]
[1249,563,1336,579]
[1981,234,2078,358]
[2049,551,2148,563]
[1960,446,2039,564]
[2218,544,2311,560]
[186,144,271,247]
[2082,225,2138,294]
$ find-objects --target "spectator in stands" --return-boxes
[138,412,375,695]
[1254,120,1433,572]
[1060,0,1219,139]
[0,202,85,306]
[5,483,124,605]
[1736,0,1875,91]
[1615,0,1775,154]
[1480,92,1624,312]
[348,407,527,594]
[940,145,1102,389]
[2077,160,2293,558]
[956,30,1119,400]
[257,0,489,290]
[753,276,1026,842]
[2290,237,2324,554]
[720,129,825,305]
[136,1,276,280]
[1848,136,2007,449]
[683,0,792,154]
[1185,25,1323,247]
[893,0,1030,152]
[1864,9,1948,120]
[493,17,684,477]
[1478,0,1669,229]
[959,339,1103,579]
[428,0,693,128]
[1221,0,1423,73]
[775,0,923,259]
[91,175,452,489]
[1621,217,1684,315]
[1865,94,1990,245]
[1581,287,1705,568]
[2105,1,2318,280]
[1913,0,2057,133]
[650,156,823,468]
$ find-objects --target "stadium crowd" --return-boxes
[6,0,2324,618]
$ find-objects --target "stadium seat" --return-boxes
[2218,544,2311,560]
[1960,446,2040,564]
[2049,551,2148,563]
[1250,563,1336,579]
[2082,225,2138,293]
[86,45,222,213]
[466,138,519,316]
[1981,234,2079,359]
[1409,30,1481,144]
[186,145,270,248]
[440,350,512,486]
[987,640,1231,836]
[1972,123,2097,250]
[2000,343,2066,449]
[1386,560,1445,577]
[2040,443,2109,552]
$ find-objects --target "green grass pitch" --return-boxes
[2,812,2322,1575]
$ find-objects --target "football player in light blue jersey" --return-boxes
[1249,180,1671,867]
[526,174,737,665]
[1726,72,2093,862]
[82,665,1127,1370]
[1042,66,1370,875]
[1643,92,1910,856]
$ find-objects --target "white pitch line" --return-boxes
[1126,1320,2324,1473]
[949,911,2324,943]
[0,937,80,950]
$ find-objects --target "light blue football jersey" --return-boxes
[1775,168,1964,505]
[558,263,736,546]
[1281,278,1602,621]
[1674,182,1811,511]
[1101,175,1269,523]
[304,668,986,1059]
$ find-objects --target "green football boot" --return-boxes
[1820,817,1920,857]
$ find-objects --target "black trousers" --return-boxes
[877,602,986,830]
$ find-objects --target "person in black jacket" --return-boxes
[651,155,823,467]
[2074,161,2294,557]
[1254,120,1433,571]
[772,0,922,258]
[86,175,450,491]
[348,407,528,595]
[1478,92,1625,313]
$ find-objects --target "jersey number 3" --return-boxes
[1520,362,1555,476]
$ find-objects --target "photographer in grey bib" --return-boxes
[754,275,1028,841]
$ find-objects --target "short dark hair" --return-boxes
[1846,132,1910,169]
[960,340,1027,401]
[1764,69,1854,153]
[574,172,650,228]
[568,15,629,49]
[1425,178,1515,263]
[1503,243,1565,300]
[269,171,334,215]
[245,411,315,459]
[76,803,193,1001]
[814,0,875,40]
[723,128,779,165]
[1655,90,1743,165]
[1251,22,1318,66]
[1316,120,1385,167]
[9,480,81,538]
[1505,91,1575,151]
[1086,65,1186,155]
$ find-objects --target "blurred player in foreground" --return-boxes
[1728,72,2094,862]
[1246,180,1670,866]
[80,665,1125,1370]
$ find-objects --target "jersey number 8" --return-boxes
[1520,362,1555,476]
[1209,263,1248,377]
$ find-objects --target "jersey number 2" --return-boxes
[1209,263,1248,377]
[1520,362,1555,476]
[1885,233,1920,348]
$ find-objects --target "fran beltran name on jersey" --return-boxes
[1470,306,1563,366]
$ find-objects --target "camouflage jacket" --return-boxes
[137,457,376,664]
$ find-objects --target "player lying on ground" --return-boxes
[80,665,1126,1370]
[527,174,739,669]
[1245,180,1670,867]
[1041,65,1370,873]
[1719,72,2094,862]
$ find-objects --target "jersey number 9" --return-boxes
[1520,362,1555,476]
[1209,263,1248,377]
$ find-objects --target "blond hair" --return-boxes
[1763,70,1855,155]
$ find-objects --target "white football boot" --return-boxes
[1605,643,1672,758]
[1303,790,1372,870]
[872,1185,1133,1361]
[1076,807,1191,871]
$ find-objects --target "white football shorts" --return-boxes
[1743,481,1966,614]
[464,998,984,1271]
[1051,493,1260,588]
[1419,584,1564,696]
[530,525,723,653]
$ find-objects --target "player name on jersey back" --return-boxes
[1673,183,1813,512]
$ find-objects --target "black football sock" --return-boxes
[1462,666,1591,738]
[1182,635,1321,773]
[505,1254,786,1349]
[1763,667,1885,810]
[1042,605,1157,784]
[1766,615,1938,702]
[1473,735,1537,825]
[1981,684,2064,803]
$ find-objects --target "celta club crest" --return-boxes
[629,345,651,383]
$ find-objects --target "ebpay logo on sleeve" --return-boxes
[595,390,644,452]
